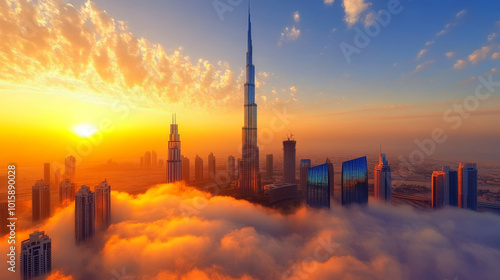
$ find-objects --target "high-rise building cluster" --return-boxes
[21,231,52,280]
[432,163,477,210]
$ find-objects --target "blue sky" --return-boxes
[78,0,500,108]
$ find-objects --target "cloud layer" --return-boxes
[2,183,500,280]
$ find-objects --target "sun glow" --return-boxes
[73,124,98,138]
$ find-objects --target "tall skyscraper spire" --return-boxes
[167,114,182,183]
[239,5,261,197]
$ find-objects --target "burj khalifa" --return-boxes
[239,6,261,197]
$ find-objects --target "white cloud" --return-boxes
[425,40,435,47]
[324,0,335,5]
[488,33,497,42]
[342,0,371,27]
[454,59,466,69]
[456,9,466,18]
[445,51,457,58]
[278,26,301,46]
[293,11,300,23]
[331,28,337,33]
[468,46,492,64]
[436,23,453,37]
[416,49,428,60]
[412,60,434,73]
[492,52,500,60]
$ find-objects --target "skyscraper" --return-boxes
[239,7,261,197]
[144,151,151,168]
[307,162,334,209]
[54,169,61,192]
[152,150,158,168]
[208,153,216,179]
[95,180,111,231]
[43,163,50,187]
[341,156,368,206]
[266,154,273,179]
[59,179,75,207]
[32,180,50,223]
[167,114,182,183]
[75,185,95,245]
[21,231,51,280]
[64,155,76,181]
[374,153,391,202]
[458,162,478,210]
[283,136,296,184]
[195,155,203,181]
[228,156,236,181]
[299,159,311,191]
[432,171,446,208]
[181,155,190,182]
[443,166,459,207]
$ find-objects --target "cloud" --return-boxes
[324,0,335,5]
[342,0,371,27]
[0,0,295,111]
[445,51,457,58]
[492,52,500,60]
[468,46,493,64]
[436,23,453,37]
[278,26,301,46]
[488,33,497,42]
[425,40,435,47]
[454,59,466,69]
[364,12,375,27]
[412,60,434,73]
[416,49,428,60]
[293,11,300,23]
[2,183,500,280]
[459,68,498,86]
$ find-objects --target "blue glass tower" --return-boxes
[341,156,368,206]
[307,162,334,209]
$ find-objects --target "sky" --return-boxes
[0,0,499,166]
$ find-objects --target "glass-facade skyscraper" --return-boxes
[432,171,446,208]
[167,114,182,183]
[283,137,296,184]
[239,8,261,197]
[341,156,368,206]
[307,162,334,209]
[458,162,478,210]
[374,153,391,202]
